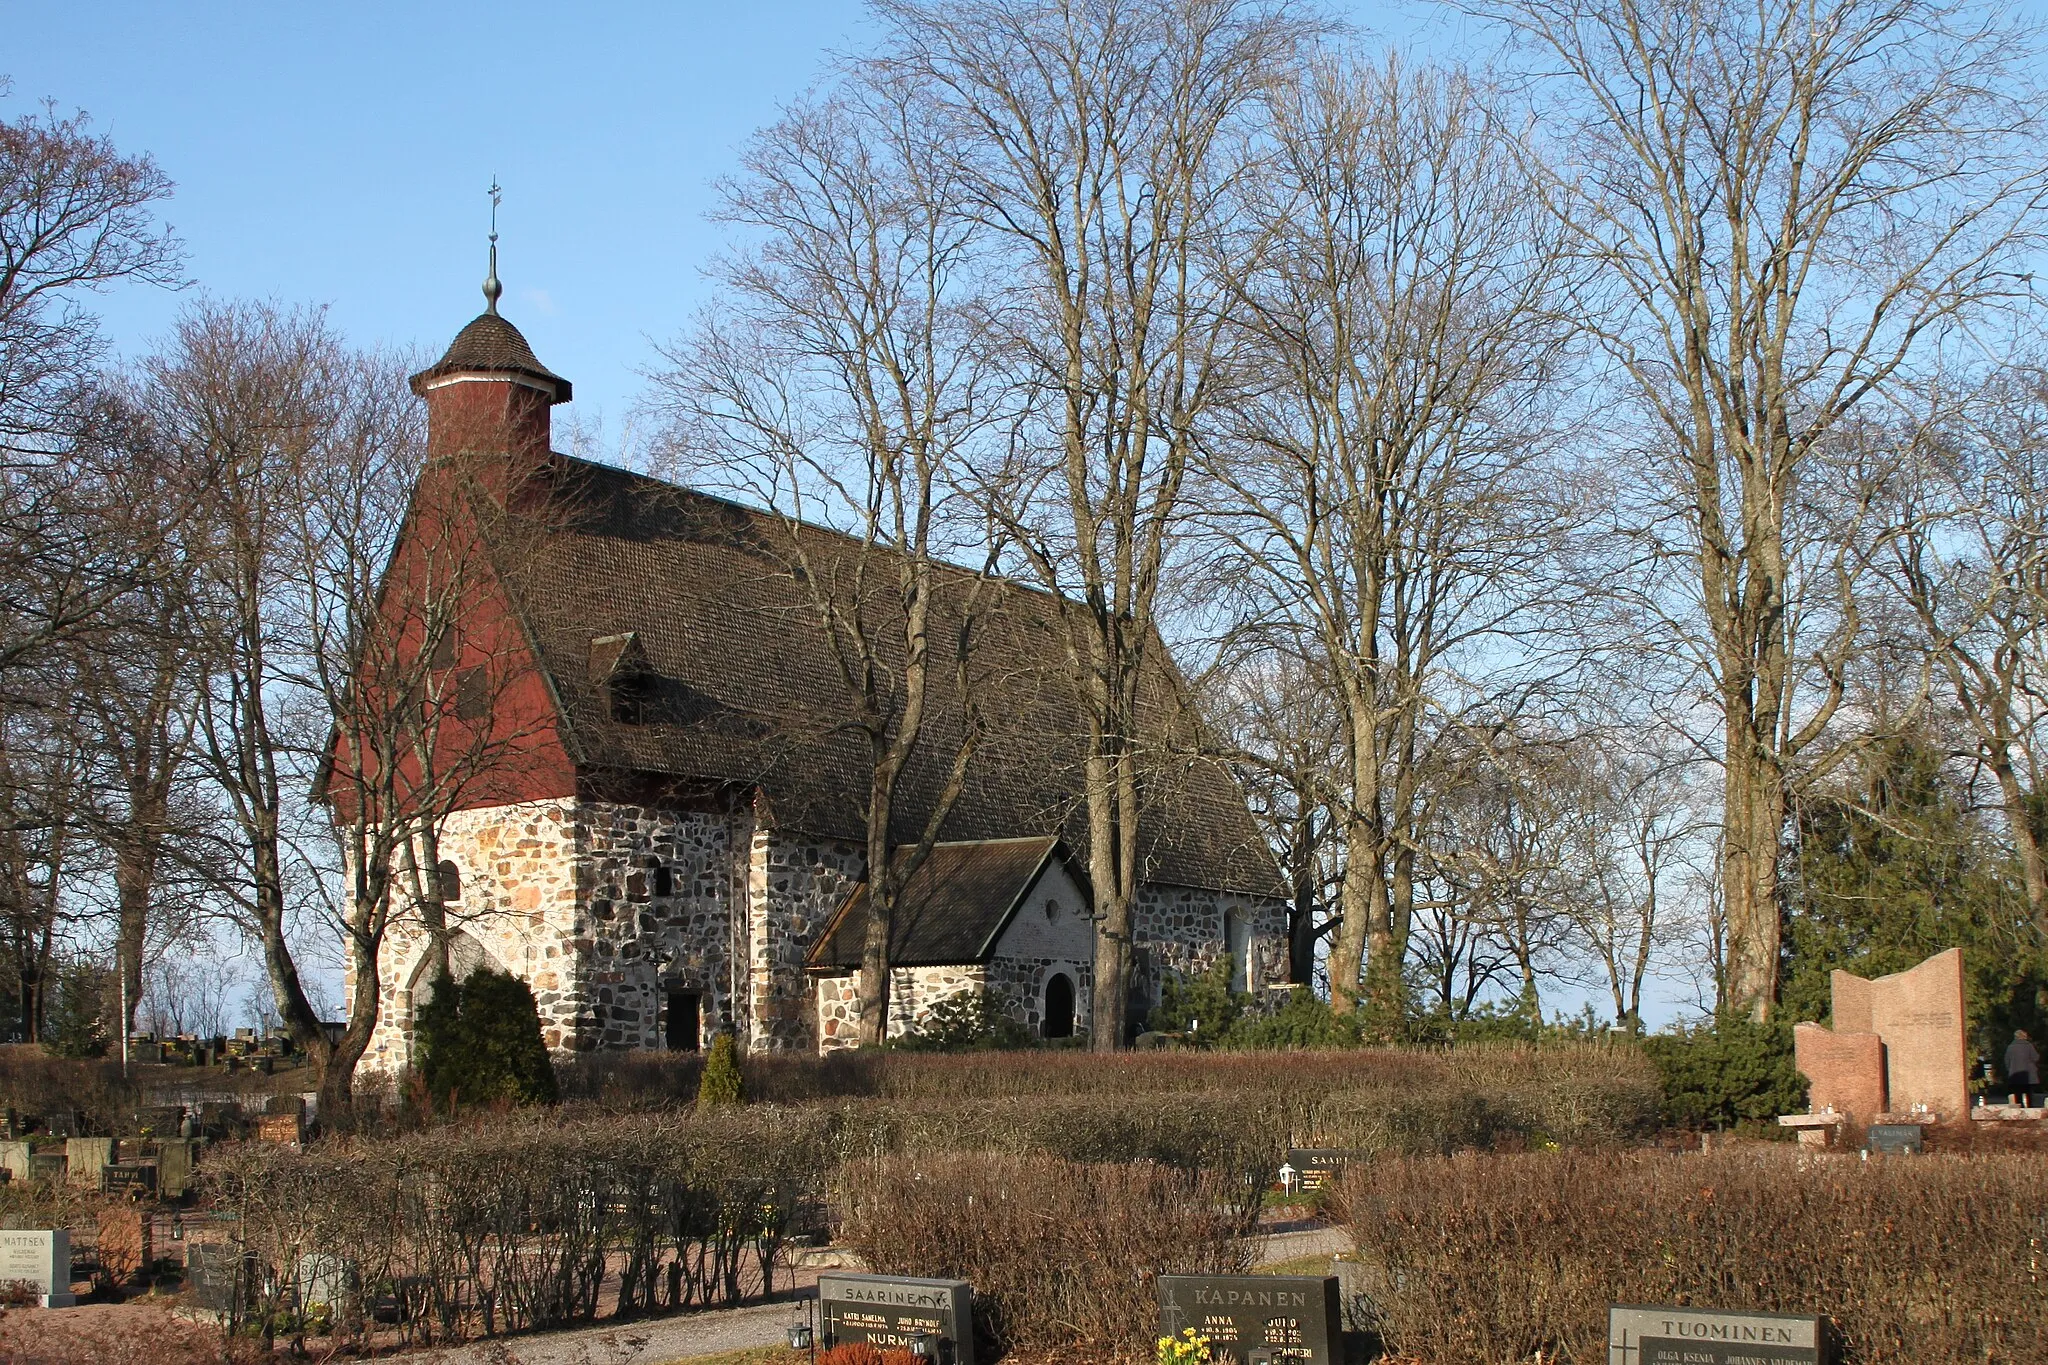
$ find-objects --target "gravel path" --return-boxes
[369,1224,1353,1365]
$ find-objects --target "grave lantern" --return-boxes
[1278,1161,1297,1195]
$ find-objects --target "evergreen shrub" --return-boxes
[414,967,557,1109]
[696,1032,745,1108]
[1640,1016,1805,1129]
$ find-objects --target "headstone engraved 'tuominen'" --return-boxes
[1608,1305,1826,1365]
[0,1230,74,1307]
[818,1272,975,1365]
[1158,1275,1342,1365]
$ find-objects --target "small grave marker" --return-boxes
[818,1272,975,1365]
[28,1152,67,1183]
[104,1162,157,1195]
[1864,1124,1923,1155]
[1158,1275,1341,1365]
[1283,1149,1357,1194]
[1608,1305,1826,1365]
[186,1243,253,1319]
[0,1230,74,1307]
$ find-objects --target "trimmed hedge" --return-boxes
[1337,1148,2048,1364]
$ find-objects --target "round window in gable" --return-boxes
[1044,899,1060,923]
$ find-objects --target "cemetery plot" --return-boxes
[1157,1275,1342,1365]
[819,1272,975,1365]
[1608,1306,1826,1365]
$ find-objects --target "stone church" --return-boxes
[347,292,1289,1073]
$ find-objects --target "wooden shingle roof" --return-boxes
[808,836,1065,969]
[483,453,1286,898]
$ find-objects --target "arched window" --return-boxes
[1043,973,1075,1040]
[436,859,462,904]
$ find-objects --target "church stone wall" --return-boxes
[575,802,745,1052]
[357,798,581,1080]
[1131,883,1290,1011]
[815,963,987,1051]
[747,831,864,1053]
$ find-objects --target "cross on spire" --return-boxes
[483,177,503,315]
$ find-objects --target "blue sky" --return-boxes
[12,1,1444,438]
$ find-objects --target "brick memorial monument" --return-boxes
[1608,1305,1826,1365]
[1158,1275,1342,1365]
[0,1230,74,1307]
[818,1272,975,1365]
[1781,948,1967,1140]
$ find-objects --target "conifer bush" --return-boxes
[696,1031,745,1108]
[413,967,557,1108]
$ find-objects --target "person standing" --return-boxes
[2004,1029,2041,1093]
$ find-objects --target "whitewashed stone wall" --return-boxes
[747,831,864,1053]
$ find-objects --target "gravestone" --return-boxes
[29,1152,67,1183]
[1865,1124,1924,1156]
[130,1041,163,1065]
[45,1110,80,1138]
[104,1162,157,1196]
[157,1139,195,1198]
[97,1205,151,1288]
[253,1112,301,1145]
[818,1272,975,1365]
[1785,948,1969,1127]
[1608,1305,1825,1365]
[0,1230,74,1307]
[66,1136,112,1188]
[1835,948,1969,1116]
[1283,1149,1357,1195]
[0,1139,29,1184]
[295,1252,358,1319]
[186,1243,253,1319]
[1791,1027,1886,1122]
[1158,1275,1342,1365]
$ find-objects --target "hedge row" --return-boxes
[1335,1148,2048,1364]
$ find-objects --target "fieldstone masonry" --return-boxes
[354,799,1287,1075]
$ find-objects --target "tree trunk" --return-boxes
[1720,724,1785,1021]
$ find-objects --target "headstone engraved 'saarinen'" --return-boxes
[1608,1305,1826,1365]
[0,1229,73,1307]
[818,1272,974,1365]
[1158,1275,1341,1365]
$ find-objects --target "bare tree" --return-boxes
[149,303,338,1070]
[1207,54,1581,1027]
[659,77,1000,1047]
[1866,365,2048,947]
[1467,0,2048,1018]
[873,0,1311,1048]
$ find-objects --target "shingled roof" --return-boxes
[479,453,1285,898]
[808,836,1066,968]
[409,313,573,402]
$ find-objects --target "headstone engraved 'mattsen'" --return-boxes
[1608,1305,1826,1365]
[0,1230,74,1307]
[1158,1275,1342,1365]
[818,1272,975,1365]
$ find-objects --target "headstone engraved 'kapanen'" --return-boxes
[1158,1275,1342,1365]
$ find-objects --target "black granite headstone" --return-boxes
[1158,1275,1342,1365]
[819,1272,975,1365]
[104,1162,157,1195]
[1283,1149,1359,1194]
[1865,1124,1924,1155]
[28,1153,66,1183]
[1608,1305,1826,1365]
[186,1243,253,1316]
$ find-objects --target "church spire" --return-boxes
[483,177,503,315]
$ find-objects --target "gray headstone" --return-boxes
[157,1139,195,1198]
[186,1243,253,1317]
[1608,1305,1826,1365]
[28,1152,67,1183]
[819,1272,975,1365]
[1158,1275,1342,1365]
[0,1230,74,1307]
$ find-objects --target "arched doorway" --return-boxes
[1043,972,1075,1039]
[406,930,506,1019]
